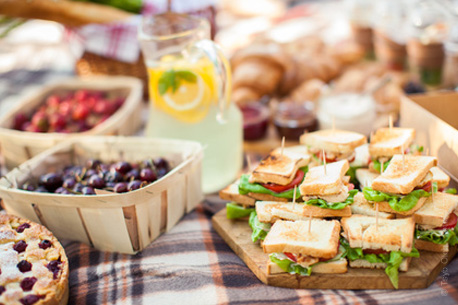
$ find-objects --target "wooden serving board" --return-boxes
[212,208,457,289]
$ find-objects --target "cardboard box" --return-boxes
[400,92,458,189]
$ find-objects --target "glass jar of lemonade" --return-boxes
[139,13,242,194]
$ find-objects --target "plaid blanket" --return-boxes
[64,202,458,305]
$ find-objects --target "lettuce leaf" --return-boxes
[445,188,457,194]
[226,203,255,219]
[304,189,358,210]
[248,211,271,243]
[415,223,458,246]
[362,187,430,212]
[346,166,361,187]
[269,253,312,276]
[372,159,390,173]
[238,167,308,199]
[341,238,420,289]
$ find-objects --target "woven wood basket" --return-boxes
[76,52,149,97]
[0,76,143,169]
[0,136,203,254]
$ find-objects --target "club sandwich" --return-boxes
[264,219,347,276]
[413,192,458,252]
[363,155,437,216]
[340,215,419,288]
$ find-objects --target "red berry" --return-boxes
[72,104,89,121]
[75,90,90,102]
[31,112,49,132]
[20,294,43,305]
[49,113,66,130]
[39,240,52,250]
[46,95,61,108]
[13,113,29,130]
[58,100,73,116]
[0,285,5,295]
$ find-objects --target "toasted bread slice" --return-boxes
[430,166,450,189]
[371,155,437,194]
[263,219,340,259]
[341,215,415,253]
[349,257,411,271]
[300,160,349,196]
[219,180,256,206]
[377,197,428,216]
[302,204,352,218]
[256,202,308,223]
[369,128,415,159]
[248,192,288,202]
[300,129,367,154]
[351,192,394,219]
[413,192,458,227]
[356,168,379,188]
[414,239,449,253]
[268,258,348,274]
[249,146,310,186]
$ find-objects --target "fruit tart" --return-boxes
[0,212,69,305]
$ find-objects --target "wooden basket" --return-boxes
[0,76,143,169]
[0,136,203,254]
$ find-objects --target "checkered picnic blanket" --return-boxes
[63,202,458,305]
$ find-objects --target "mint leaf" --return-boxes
[158,70,174,95]
[175,70,197,83]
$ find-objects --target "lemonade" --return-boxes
[145,52,243,193]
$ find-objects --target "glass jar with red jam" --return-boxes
[240,102,270,141]
[273,101,318,141]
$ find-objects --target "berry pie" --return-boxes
[0,213,69,305]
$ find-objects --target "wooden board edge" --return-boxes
[212,208,458,290]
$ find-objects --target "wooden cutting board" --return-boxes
[212,208,457,289]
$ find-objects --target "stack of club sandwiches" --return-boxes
[220,126,458,289]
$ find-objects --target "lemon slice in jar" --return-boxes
[162,72,204,111]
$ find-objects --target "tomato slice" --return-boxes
[415,181,432,192]
[284,252,297,262]
[347,183,355,191]
[363,248,389,255]
[261,169,305,193]
[316,151,337,163]
[435,213,458,230]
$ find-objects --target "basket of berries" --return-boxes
[0,136,203,254]
[0,76,143,169]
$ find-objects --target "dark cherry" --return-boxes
[39,173,63,192]
[16,223,31,233]
[113,182,128,193]
[0,285,5,295]
[47,260,62,279]
[20,294,44,305]
[140,168,157,182]
[35,186,49,193]
[13,240,28,253]
[73,183,84,193]
[22,183,35,192]
[86,159,102,169]
[142,159,154,168]
[20,277,37,291]
[114,161,132,175]
[157,167,168,179]
[39,239,52,250]
[82,186,96,195]
[83,169,97,179]
[154,157,170,171]
[128,180,142,191]
[62,177,76,189]
[105,171,123,183]
[55,187,71,194]
[88,175,105,189]
[105,182,116,188]
[17,260,32,273]
[125,169,140,181]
